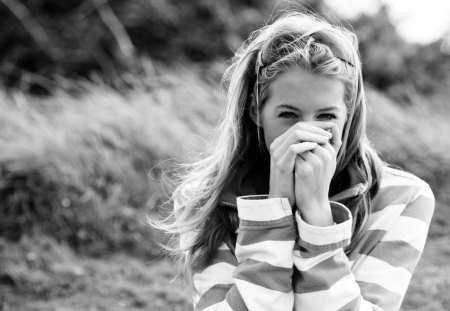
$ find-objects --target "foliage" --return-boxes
[2,0,449,99]
[353,6,450,98]
[0,64,221,256]
[0,0,276,92]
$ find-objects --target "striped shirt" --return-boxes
[180,166,435,310]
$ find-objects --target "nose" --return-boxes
[302,115,316,123]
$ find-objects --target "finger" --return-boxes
[321,141,336,155]
[294,155,314,176]
[293,122,335,136]
[329,123,342,149]
[311,143,330,159]
[270,122,332,152]
[278,142,318,171]
[290,130,330,144]
[277,130,330,156]
[299,149,321,166]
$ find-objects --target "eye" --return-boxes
[278,111,298,119]
[318,113,337,120]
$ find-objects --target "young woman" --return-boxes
[159,10,435,311]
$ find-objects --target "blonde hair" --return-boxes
[153,10,385,290]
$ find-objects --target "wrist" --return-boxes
[269,190,294,207]
[298,199,333,227]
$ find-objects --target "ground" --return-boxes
[1,229,449,311]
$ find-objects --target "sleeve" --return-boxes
[190,195,297,311]
[292,184,435,311]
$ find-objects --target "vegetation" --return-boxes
[0,1,449,310]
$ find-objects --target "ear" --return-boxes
[248,95,260,127]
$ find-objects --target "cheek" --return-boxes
[260,113,275,149]
[336,111,348,138]
[261,120,291,150]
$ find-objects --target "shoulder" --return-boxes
[371,165,435,214]
[380,165,434,200]
[365,166,436,239]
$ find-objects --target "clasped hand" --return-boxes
[268,121,342,226]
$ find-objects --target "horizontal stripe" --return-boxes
[237,219,296,246]
[361,240,420,273]
[209,250,238,269]
[293,249,339,271]
[294,289,327,310]
[293,250,350,294]
[401,193,435,224]
[234,259,293,293]
[358,300,384,311]
[381,216,429,251]
[371,186,413,213]
[194,262,235,295]
[203,300,234,311]
[346,229,385,263]
[294,273,360,310]
[327,273,361,310]
[225,284,246,311]
[354,255,411,295]
[236,196,292,221]
[366,203,406,231]
[295,210,352,246]
[357,280,402,311]
[234,279,294,310]
[235,240,294,268]
[195,284,232,310]
[379,170,423,189]
[336,295,361,311]
[418,184,435,200]
[239,215,294,228]
[298,237,351,256]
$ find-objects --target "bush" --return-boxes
[0,0,275,92]
[0,65,222,256]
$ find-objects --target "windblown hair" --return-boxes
[153,10,385,291]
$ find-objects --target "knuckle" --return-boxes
[294,123,306,131]
[297,163,313,176]
[313,158,323,167]
[294,129,303,138]
[288,145,297,153]
[275,160,287,171]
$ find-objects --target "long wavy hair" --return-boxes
[153,10,385,290]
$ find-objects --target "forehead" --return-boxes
[266,66,346,110]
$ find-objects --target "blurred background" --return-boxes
[0,0,449,310]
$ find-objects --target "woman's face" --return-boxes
[253,66,348,152]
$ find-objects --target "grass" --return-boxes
[0,63,449,310]
[0,237,191,311]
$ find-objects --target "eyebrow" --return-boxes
[277,104,339,112]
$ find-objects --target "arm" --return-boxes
[190,196,297,310]
[292,183,435,311]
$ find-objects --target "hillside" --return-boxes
[0,63,449,310]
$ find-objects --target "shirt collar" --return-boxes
[219,157,368,208]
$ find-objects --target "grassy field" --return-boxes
[0,64,449,310]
